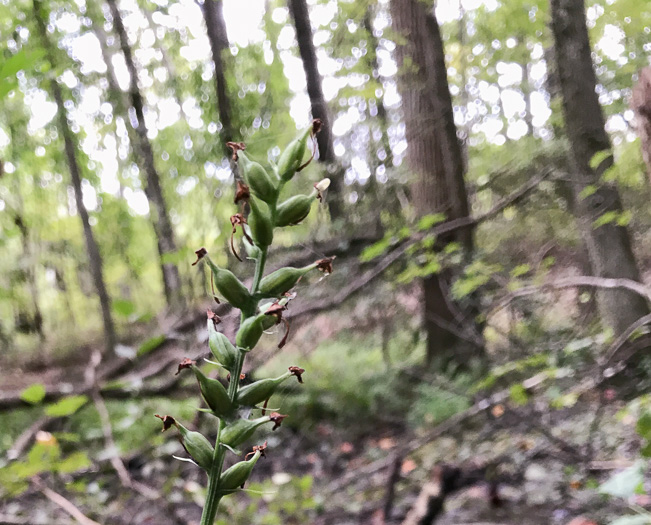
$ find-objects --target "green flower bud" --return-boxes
[239,152,277,204]
[220,413,287,448]
[205,257,253,313]
[235,315,265,350]
[219,416,270,448]
[208,321,238,372]
[242,224,262,259]
[179,425,214,471]
[236,367,304,407]
[258,264,317,298]
[248,197,274,248]
[218,449,262,491]
[277,125,312,182]
[156,415,213,471]
[275,194,315,227]
[193,366,234,418]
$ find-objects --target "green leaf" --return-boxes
[360,236,392,262]
[20,383,46,404]
[579,185,598,200]
[510,264,531,278]
[593,210,619,229]
[509,384,529,405]
[56,451,91,474]
[137,334,166,356]
[637,413,651,439]
[599,460,645,498]
[418,213,446,231]
[112,299,136,317]
[45,395,88,417]
[590,149,612,170]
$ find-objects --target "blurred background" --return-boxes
[1,0,651,523]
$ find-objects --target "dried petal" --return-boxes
[269,412,288,431]
[155,414,176,432]
[288,366,305,383]
[234,180,250,205]
[226,141,246,161]
[207,310,221,329]
[315,256,335,275]
[176,358,196,376]
[246,441,268,460]
[192,247,207,266]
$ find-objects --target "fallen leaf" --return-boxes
[340,442,354,454]
[378,437,396,450]
[401,459,417,475]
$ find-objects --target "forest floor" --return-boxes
[1,244,650,525]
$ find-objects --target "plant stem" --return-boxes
[251,248,267,294]
[201,245,269,524]
[200,420,225,525]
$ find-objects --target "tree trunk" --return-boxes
[632,67,651,183]
[202,0,235,151]
[288,0,343,221]
[391,0,482,367]
[550,0,649,334]
[105,0,184,308]
[34,0,116,355]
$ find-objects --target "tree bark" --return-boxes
[390,0,481,367]
[33,0,116,354]
[550,0,649,334]
[631,67,651,183]
[201,0,235,152]
[288,0,343,221]
[105,0,184,308]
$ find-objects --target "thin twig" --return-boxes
[34,480,102,525]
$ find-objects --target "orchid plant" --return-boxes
[155,120,333,524]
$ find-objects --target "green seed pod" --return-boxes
[242,224,261,259]
[235,315,265,350]
[177,423,214,471]
[205,258,253,311]
[247,197,274,248]
[208,323,238,372]
[275,194,315,227]
[277,126,312,182]
[236,373,291,407]
[218,450,262,491]
[239,152,277,204]
[258,263,317,298]
[193,366,233,417]
[219,416,270,448]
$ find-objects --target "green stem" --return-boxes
[202,242,268,524]
[200,420,225,525]
[200,347,247,524]
[251,248,267,294]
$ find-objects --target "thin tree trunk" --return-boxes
[288,0,343,221]
[138,0,189,124]
[391,0,482,367]
[33,0,116,355]
[90,11,163,290]
[105,0,184,308]
[8,123,44,341]
[202,0,235,152]
[632,67,651,183]
[550,0,649,334]
[519,38,534,137]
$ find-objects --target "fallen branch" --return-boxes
[491,276,651,315]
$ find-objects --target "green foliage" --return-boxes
[19,383,46,404]
[45,395,88,417]
[0,440,91,497]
